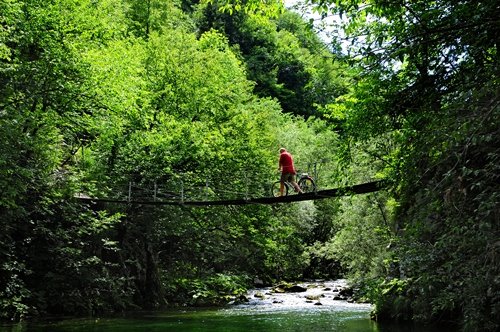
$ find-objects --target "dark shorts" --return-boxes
[280,172,295,183]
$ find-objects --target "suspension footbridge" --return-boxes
[76,180,386,206]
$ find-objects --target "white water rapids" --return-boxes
[234,279,373,312]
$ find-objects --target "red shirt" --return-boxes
[279,151,296,174]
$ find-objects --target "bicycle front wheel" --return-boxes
[298,177,316,193]
[271,181,288,197]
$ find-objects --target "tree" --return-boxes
[305,0,499,330]
[196,2,351,117]
[0,0,137,319]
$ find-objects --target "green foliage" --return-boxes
[0,0,379,326]
[2,0,494,319]
[203,0,284,17]
[124,0,194,38]
[29,207,133,316]
[170,273,249,306]
[306,193,394,280]
[197,3,351,117]
[0,260,31,321]
[373,278,412,322]
[309,0,499,330]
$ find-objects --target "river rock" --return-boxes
[272,286,286,293]
[339,287,353,297]
[272,283,308,293]
[254,292,266,299]
[253,277,265,288]
[285,285,307,293]
[231,294,249,305]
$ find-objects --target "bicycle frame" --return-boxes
[271,172,316,197]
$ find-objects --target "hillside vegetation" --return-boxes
[0,0,498,331]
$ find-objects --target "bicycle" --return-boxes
[271,172,316,197]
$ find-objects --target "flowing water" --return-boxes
[0,280,455,332]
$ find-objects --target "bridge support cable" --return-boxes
[75,180,386,207]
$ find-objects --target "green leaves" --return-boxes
[287,1,500,329]
[204,0,285,17]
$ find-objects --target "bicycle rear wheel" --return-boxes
[271,181,288,197]
[298,177,316,193]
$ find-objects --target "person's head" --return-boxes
[279,148,286,154]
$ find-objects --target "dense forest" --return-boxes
[0,0,498,331]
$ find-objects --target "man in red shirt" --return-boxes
[278,148,303,196]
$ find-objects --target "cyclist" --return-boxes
[278,148,303,196]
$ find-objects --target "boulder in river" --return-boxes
[231,294,249,305]
[284,285,308,293]
[272,283,307,293]
[254,292,266,299]
[305,295,321,301]
[253,277,271,288]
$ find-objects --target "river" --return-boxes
[0,280,455,332]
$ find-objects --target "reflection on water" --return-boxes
[0,307,378,332]
[0,307,456,332]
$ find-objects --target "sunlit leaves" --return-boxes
[203,0,285,17]
[303,0,500,329]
